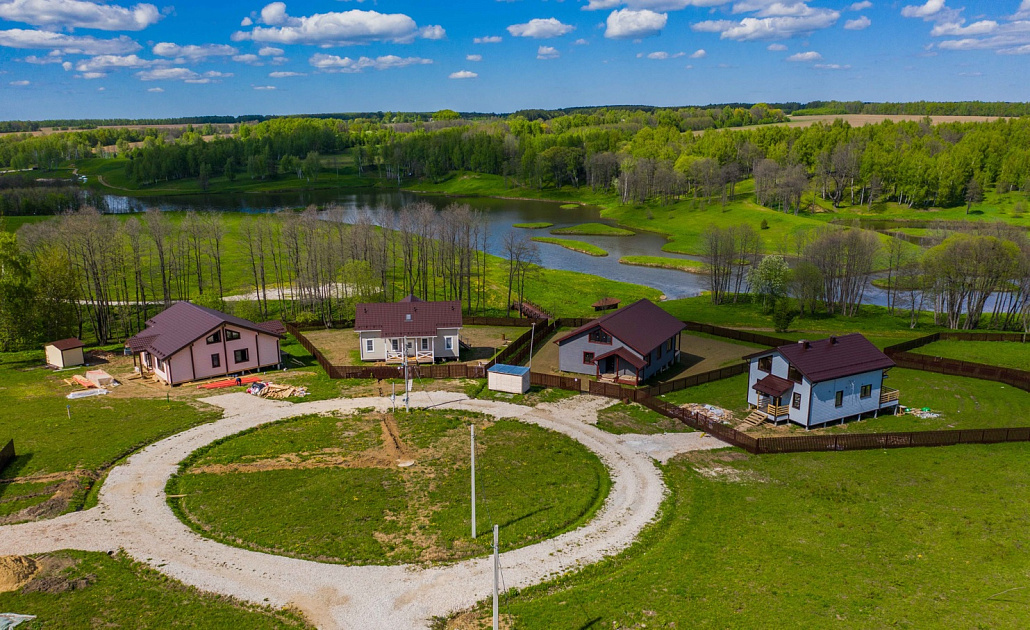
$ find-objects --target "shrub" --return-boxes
[760,219,769,230]
[294,311,319,325]
[772,299,798,333]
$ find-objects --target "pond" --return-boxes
[103,189,710,299]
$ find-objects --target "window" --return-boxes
[365,339,374,353]
[211,353,220,368]
[788,365,803,383]
[421,338,429,351]
[405,313,412,321]
[391,339,399,351]
[225,329,241,341]
[234,348,249,364]
[792,392,802,409]
[206,331,221,344]
[445,337,453,350]
[860,384,872,399]
[588,329,611,344]
[757,356,772,372]
[835,391,844,407]
[645,351,651,367]
[583,351,594,365]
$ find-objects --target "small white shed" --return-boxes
[44,338,85,369]
[487,364,531,394]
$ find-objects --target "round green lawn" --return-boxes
[168,409,609,565]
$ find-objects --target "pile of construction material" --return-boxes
[245,382,309,399]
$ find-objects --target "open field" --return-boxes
[0,349,221,521]
[661,368,1030,434]
[461,441,1030,629]
[912,340,1030,371]
[596,401,693,435]
[168,408,609,565]
[0,551,310,628]
[531,236,608,256]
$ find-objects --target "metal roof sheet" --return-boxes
[124,302,282,360]
[47,338,84,351]
[488,364,530,375]
[555,299,686,356]
[749,334,896,383]
[354,296,462,337]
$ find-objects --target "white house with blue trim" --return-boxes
[743,334,900,429]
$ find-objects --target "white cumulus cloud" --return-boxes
[153,42,238,60]
[258,46,284,56]
[449,69,477,78]
[605,8,667,39]
[308,53,433,72]
[814,63,851,69]
[473,35,502,43]
[234,4,427,46]
[583,0,727,10]
[0,0,162,31]
[537,45,560,59]
[74,53,154,72]
[233,53,262,64]
[268,70,304,77]
[0,29,141,54]
[146,86,163,92]
[847,1,872,10]
[419,25,446,40]
[844,16,871,30]
[253,85,276,90]
[690,48,706,58]
[767,42,787,50]
[787,50,822,61]
[466,54,482,61]
[901,0,946,19]
[693,8,839,40]
[507,18,575,38]
[930,20,997,37]
[9,79,30,85]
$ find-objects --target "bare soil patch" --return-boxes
[0,555,38,592]
[657,332,756,381]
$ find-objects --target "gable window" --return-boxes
[211,353,220,368]
[788,365,803,383]
[588,329,611,344]
[860,384,872,399]
[835,391,844,407]
[792,392,802,409]
[233,348,249,364]
[583,351,594,365]
[757,356,772,373]
[225,329,241,341]
[365,339,374,353]
[445,337,453,350]
[206,331,221,344]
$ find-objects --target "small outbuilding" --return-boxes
[487,364,531,394]
[45,338,85,369]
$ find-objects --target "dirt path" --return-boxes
[0,392,729,629]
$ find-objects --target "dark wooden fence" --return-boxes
[530,372,585,391]
[884,333,1030,393]
[681,321,793,347]
[0,440,14,474]
[642,363,749,397]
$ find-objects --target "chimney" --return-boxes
[830,335,838,345]
[801,340,810,349]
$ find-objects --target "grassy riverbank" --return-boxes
[550,223,634,236]
[531,237,608,256]
[619,255,706,273]
[512,222,553,229]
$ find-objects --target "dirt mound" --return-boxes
[0,556,38,592]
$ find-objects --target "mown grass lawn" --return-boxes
[595,402,693,435]
[463,443,1030,629]
[168,409,609,565]
[913,340,1030,371]
[0,551,310,629]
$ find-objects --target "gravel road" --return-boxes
[0,392,728,629]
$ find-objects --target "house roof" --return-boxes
[488,364,530,376]
[46,337,84,351]
[555,299,686,356]
[354,295,462,337]
[753,374,794,397]
[255,320,287,336]
[592,346,646,370]
[744,334,895,383]
[124,302,283,361]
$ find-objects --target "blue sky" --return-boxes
[0,0,1028,120]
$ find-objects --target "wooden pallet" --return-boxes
[741,410,767,428]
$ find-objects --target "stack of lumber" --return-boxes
[197,375,263,389]
[256,383,309,399]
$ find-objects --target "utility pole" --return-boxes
[403,335,410,412]
[493,524,500,630]
[471,424,477,539]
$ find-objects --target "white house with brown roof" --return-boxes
[125,302,284,386]
[554,299,686,385]
[354,295,462,364]
[743,333,900,429]
[44,338,85,369]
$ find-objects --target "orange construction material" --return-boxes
[197,375,263,389]
[72,375,97,389]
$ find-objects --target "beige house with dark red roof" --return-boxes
[554,299,686,385]
[354,295,462,364]
[743,334,900,428]
[125,302,284,386]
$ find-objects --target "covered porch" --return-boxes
[593,347,645,386]
[751,374,794,423]
[384,336,436,364]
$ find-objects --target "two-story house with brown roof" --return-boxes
[743,333,900,428]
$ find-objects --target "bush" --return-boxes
[294,311,319,325]
[772,299,798,333]
[760,219,769,230]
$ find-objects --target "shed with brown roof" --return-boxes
[45,338,85,369]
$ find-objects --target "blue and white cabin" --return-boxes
[554,299,686,385]
[743,334,900,429]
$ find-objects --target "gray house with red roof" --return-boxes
[743,334,900,428]
[355,295,462,363]
[125,302,284,386]
[554,299,686,385]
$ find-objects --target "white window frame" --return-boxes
[421,338,429,351]
[391,339,399,351]
[365,339,374,353]
[445,337,453,350]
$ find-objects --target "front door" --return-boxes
[604,357,615,374]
